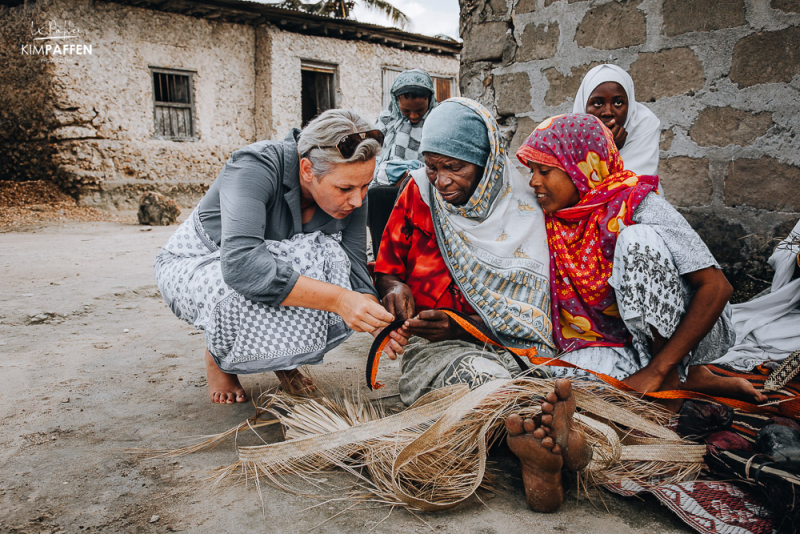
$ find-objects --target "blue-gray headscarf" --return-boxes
[419,100,490,168]
[373,69,437,185]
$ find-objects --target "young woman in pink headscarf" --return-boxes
[515,113,766,407]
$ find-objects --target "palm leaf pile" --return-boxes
[159,377,706,511]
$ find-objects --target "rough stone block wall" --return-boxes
[459,0,800,289]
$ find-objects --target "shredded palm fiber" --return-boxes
[167,378,705,511]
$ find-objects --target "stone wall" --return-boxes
[1,0,459,209]
[0,2,60,185]
[459,0,800,289]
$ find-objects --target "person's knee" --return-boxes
[440,353,511,389]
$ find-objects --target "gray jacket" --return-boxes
[195,129,377,306]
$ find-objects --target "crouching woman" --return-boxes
[154,110,395,403]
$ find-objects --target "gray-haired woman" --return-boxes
[154,110,400,403]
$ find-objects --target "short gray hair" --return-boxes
[298,109,382,178]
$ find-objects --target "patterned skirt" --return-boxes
[154,210,352,374]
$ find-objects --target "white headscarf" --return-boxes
[573,64,661,177]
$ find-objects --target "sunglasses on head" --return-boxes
[307,129,385,160]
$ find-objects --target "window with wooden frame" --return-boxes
[151,67,196,141]
[432,76,455,102]
[301,60,337,127]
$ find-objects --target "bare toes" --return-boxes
[542,401,554,415]
[506,414,524,435]
[542,436,554,449]
[533,427,547,439]
[523,418,535,433]
[552,444,562,455]
[541,414,553,426]
[554,378,572,401]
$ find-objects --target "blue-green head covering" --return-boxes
[373,69,437,184]
[420,99,491,168]
[419,97,504,221]
[388,69,435,115]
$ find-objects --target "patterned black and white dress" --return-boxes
[154,210,352,374]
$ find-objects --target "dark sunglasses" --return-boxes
[308,129,385,159]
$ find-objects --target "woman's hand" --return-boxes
[605,118,628,150]
[377,276,416,322]
[622,365,668,394]
[635,266,733,391]
[335,289,394,333]
[403,310,464,342]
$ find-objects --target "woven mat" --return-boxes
[707,365,800,444]
[605,480,776,534]
[601,365,800,534]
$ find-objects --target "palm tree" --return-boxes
[279,0,411,30]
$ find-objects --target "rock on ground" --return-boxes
[137,192,181,226]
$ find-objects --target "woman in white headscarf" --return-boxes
[573,64,661,177]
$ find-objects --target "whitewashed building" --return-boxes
[0,0,460,208]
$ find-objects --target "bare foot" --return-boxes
[540,378,593,472]
[505,413,564,513]
[684,365,768,404]
[275,368,316,396]
[205,349,247,404]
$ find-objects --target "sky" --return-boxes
[258,1,461,40]
[351,0,461,40]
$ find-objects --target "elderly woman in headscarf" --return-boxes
[374,98,554,406]
[368,69,438,257]
[573,64,661,178]
[154,109,398,404]
[515,113,767,408]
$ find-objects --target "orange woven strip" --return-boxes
[365,310,799,417]
[444,311,539,361]
[437,309,795,416]
[369,335,391,390]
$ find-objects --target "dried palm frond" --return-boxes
[215,385,469,502]
[157,378,704,512]
[208,378,703,511]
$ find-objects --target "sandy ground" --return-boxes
[0,218,691,533]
